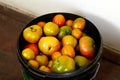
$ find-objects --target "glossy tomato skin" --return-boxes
[25,43,39,56]
[23,25,42,43]
[79,36,95,58]
[51,55,75,73]
[52,14,65,26]
[22,48,35,60]
[72,18,86,30]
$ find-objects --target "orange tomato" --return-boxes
[72,18,86,30]
[52,14,65,26]
[39,65,52,73]
[66,19,73,27]
[72,28,83,39]
[61,45,75,58]
[37,21,46,28]
[51,51,62,60]
[28,60,39,68]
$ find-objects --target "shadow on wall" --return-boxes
[72,11,120,51]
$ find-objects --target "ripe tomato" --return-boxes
[48,60,53,68]
[22,48,35,60]
[51,51,61,60]
[66,19,73,27]
[39,65,52,73]
[35,54,49,66]
[28,60,39,68]
[72,28,83,39]
[37,21,46,28]
[79,36,95,58]
[62,35,77,48]
[72,18,86,30]
[25,43,39,56]
[23,25,42,43]
[52,14,65,26]
[61,45,75,58]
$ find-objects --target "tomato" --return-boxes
[79,36,95,58]
[51,55,75,73]
[61,45,75,58]
[39,65,52,73]
[72,28,83,39]
[43,22,59,36]
[65,19,73,27]
[48,60,53,68]
[74,55,89,67]
[37,21,46,28]
[23,25,42,43]
[51,51,61,60]
[38,36,60,56]
[52,14,65,26]
[58,26,72,40]
[22,48,35,60]
[28,60,39,68]
[72,18,86,30]
[25,43,39,56]
[35,54,49,66]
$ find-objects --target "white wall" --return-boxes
[1,0,120,52]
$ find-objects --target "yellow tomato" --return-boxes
[62,35,77,48]
[35,54,49,66]
[22,48,35,60]
[23,25,42,43]
[38,36,60,56]
[72,18,86,30]
[28,60,39,68]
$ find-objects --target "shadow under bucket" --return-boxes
[17,12,102,80]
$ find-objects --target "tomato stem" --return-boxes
[30,27,37,32]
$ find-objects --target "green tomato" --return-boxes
[51,55,75,73]
[74,55,89,67]
[58,26,72,40]
[44,22,59,36]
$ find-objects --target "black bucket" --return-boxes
[17,12,102,80]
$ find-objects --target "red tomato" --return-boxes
[25,43,39,56]
[79,36,95,58]
[52,14,65,26]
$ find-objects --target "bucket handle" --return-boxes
[90,62,100,80]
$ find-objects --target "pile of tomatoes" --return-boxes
[21,14,96,73]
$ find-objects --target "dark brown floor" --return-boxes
[0,9,120,80]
